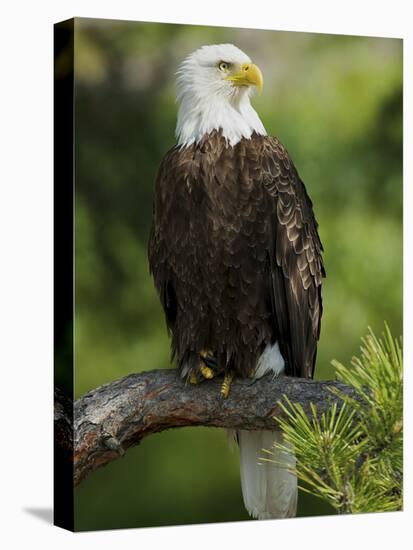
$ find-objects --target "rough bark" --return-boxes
[54,369,354,486]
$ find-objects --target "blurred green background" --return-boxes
[72,18,402,530]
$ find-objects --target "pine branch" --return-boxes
[267,326,403,514]
[54,369,355,486]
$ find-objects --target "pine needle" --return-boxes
[265,324,403,514]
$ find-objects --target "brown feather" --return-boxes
[148,131,325,379]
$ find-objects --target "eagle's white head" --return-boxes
[175,44,267,147]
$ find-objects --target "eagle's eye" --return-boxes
[218,61,230,72]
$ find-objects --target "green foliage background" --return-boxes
[71,18,402,530]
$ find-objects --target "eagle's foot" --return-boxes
[220,372,234,399]
[247,368,256,379]
[199,349,217,379]
[189,372,199,384]
[200,365,214,379]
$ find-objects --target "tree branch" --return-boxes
[54,369,355,486]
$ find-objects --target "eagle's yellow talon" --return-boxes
[221,373,233,399]
[189,372,198,384]
[200,365,214,379]
[200,349,213,359]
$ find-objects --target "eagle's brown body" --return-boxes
[148,130,325,380]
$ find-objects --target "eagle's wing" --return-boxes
[148,148,179,333]
[260,136,325,378]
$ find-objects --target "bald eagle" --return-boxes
[148,44,325,520]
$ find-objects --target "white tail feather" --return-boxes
[237,341,297,519]
[238,429,297,519]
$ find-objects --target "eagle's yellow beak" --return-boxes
[226,63,263,94]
